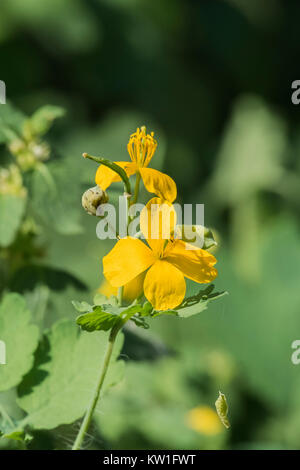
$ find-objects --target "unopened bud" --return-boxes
[81,185,108,216]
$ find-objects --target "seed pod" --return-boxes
[81,185,108,216]
[215,391,230,429]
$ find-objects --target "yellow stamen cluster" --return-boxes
[127,126,157,167]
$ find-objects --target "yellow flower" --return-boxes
[185,406,223,436]
[98,274,145,303]
[103,198,217,310]
[95,126,177,202]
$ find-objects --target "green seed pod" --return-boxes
[81,185,108,216]
[215,391,230,429]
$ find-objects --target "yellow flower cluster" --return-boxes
[95,127,218,311]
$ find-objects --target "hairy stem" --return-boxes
[73,150,139,450]
[131,171,141,206]
[117,286,124,306]
[72,325,121,450]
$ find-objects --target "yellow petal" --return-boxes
[103,237,155,287]
[140,197,177,256]
[139,167,177,202]
[123,271,146,301]
[98,273,145,302]
[95,161,137,190]
[164,239,218,283]
[98,279,118,297]
[143,260,185,310]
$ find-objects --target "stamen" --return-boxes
[127,126,157,166]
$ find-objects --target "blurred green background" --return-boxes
[1,0,300,450]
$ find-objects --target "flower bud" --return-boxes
[81,185,108,216]
[0,164,27,198]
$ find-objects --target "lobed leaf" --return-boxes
[24,105,65,138]
[153,285,227,319]
[0,102,26,143]
[0,293,39,392]
[17,320,124,430]
[76,306,122,332]
[0,194,26,247]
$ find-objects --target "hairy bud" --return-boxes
[81,185,108,216]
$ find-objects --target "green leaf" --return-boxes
[0,102,26,143]
[153,285,228,319]
[29,161,82,235]
[130,316,150,329]
[74,297,156,332]
[92,293,119,307]
[0,194,26,247]
[76,303,143,333]
[24,105,65,138]
[2,429,33,442]
[72,300,93,313]
[138,301,153,317]
[76,306,122,332]
[93,293,109,306]
[17,320,124,430]
[176,286,227,318]
[0,293,39,392]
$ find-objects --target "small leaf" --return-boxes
[72,300,93,313]
[107,295,118,307]
[130,316,150,329]
[153,285,227,319]
[3,429,33,442]
[24,105,65,138]
[0,194,26,247]
[215,391,230,429]
[138,301,153,317]
[29,162,82,235]
[0,102,26,143]
[151,310,178,318]
[76,306,121,332]
[93,293,108,306]
[0,293,39,392]
[76,303,143,333]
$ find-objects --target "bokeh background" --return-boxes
[1,0,300,450]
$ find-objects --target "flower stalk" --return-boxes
[73,156,132,450]
[75,127,221,449]
[72,323,121,450]
[131,172,141,206]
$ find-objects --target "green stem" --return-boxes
[83,153,132,196]
[117,286,124,306]
[73,151,139,450]
[131,171,141,206]
[72,325,121,450]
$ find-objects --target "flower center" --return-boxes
[127,126,157,167]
